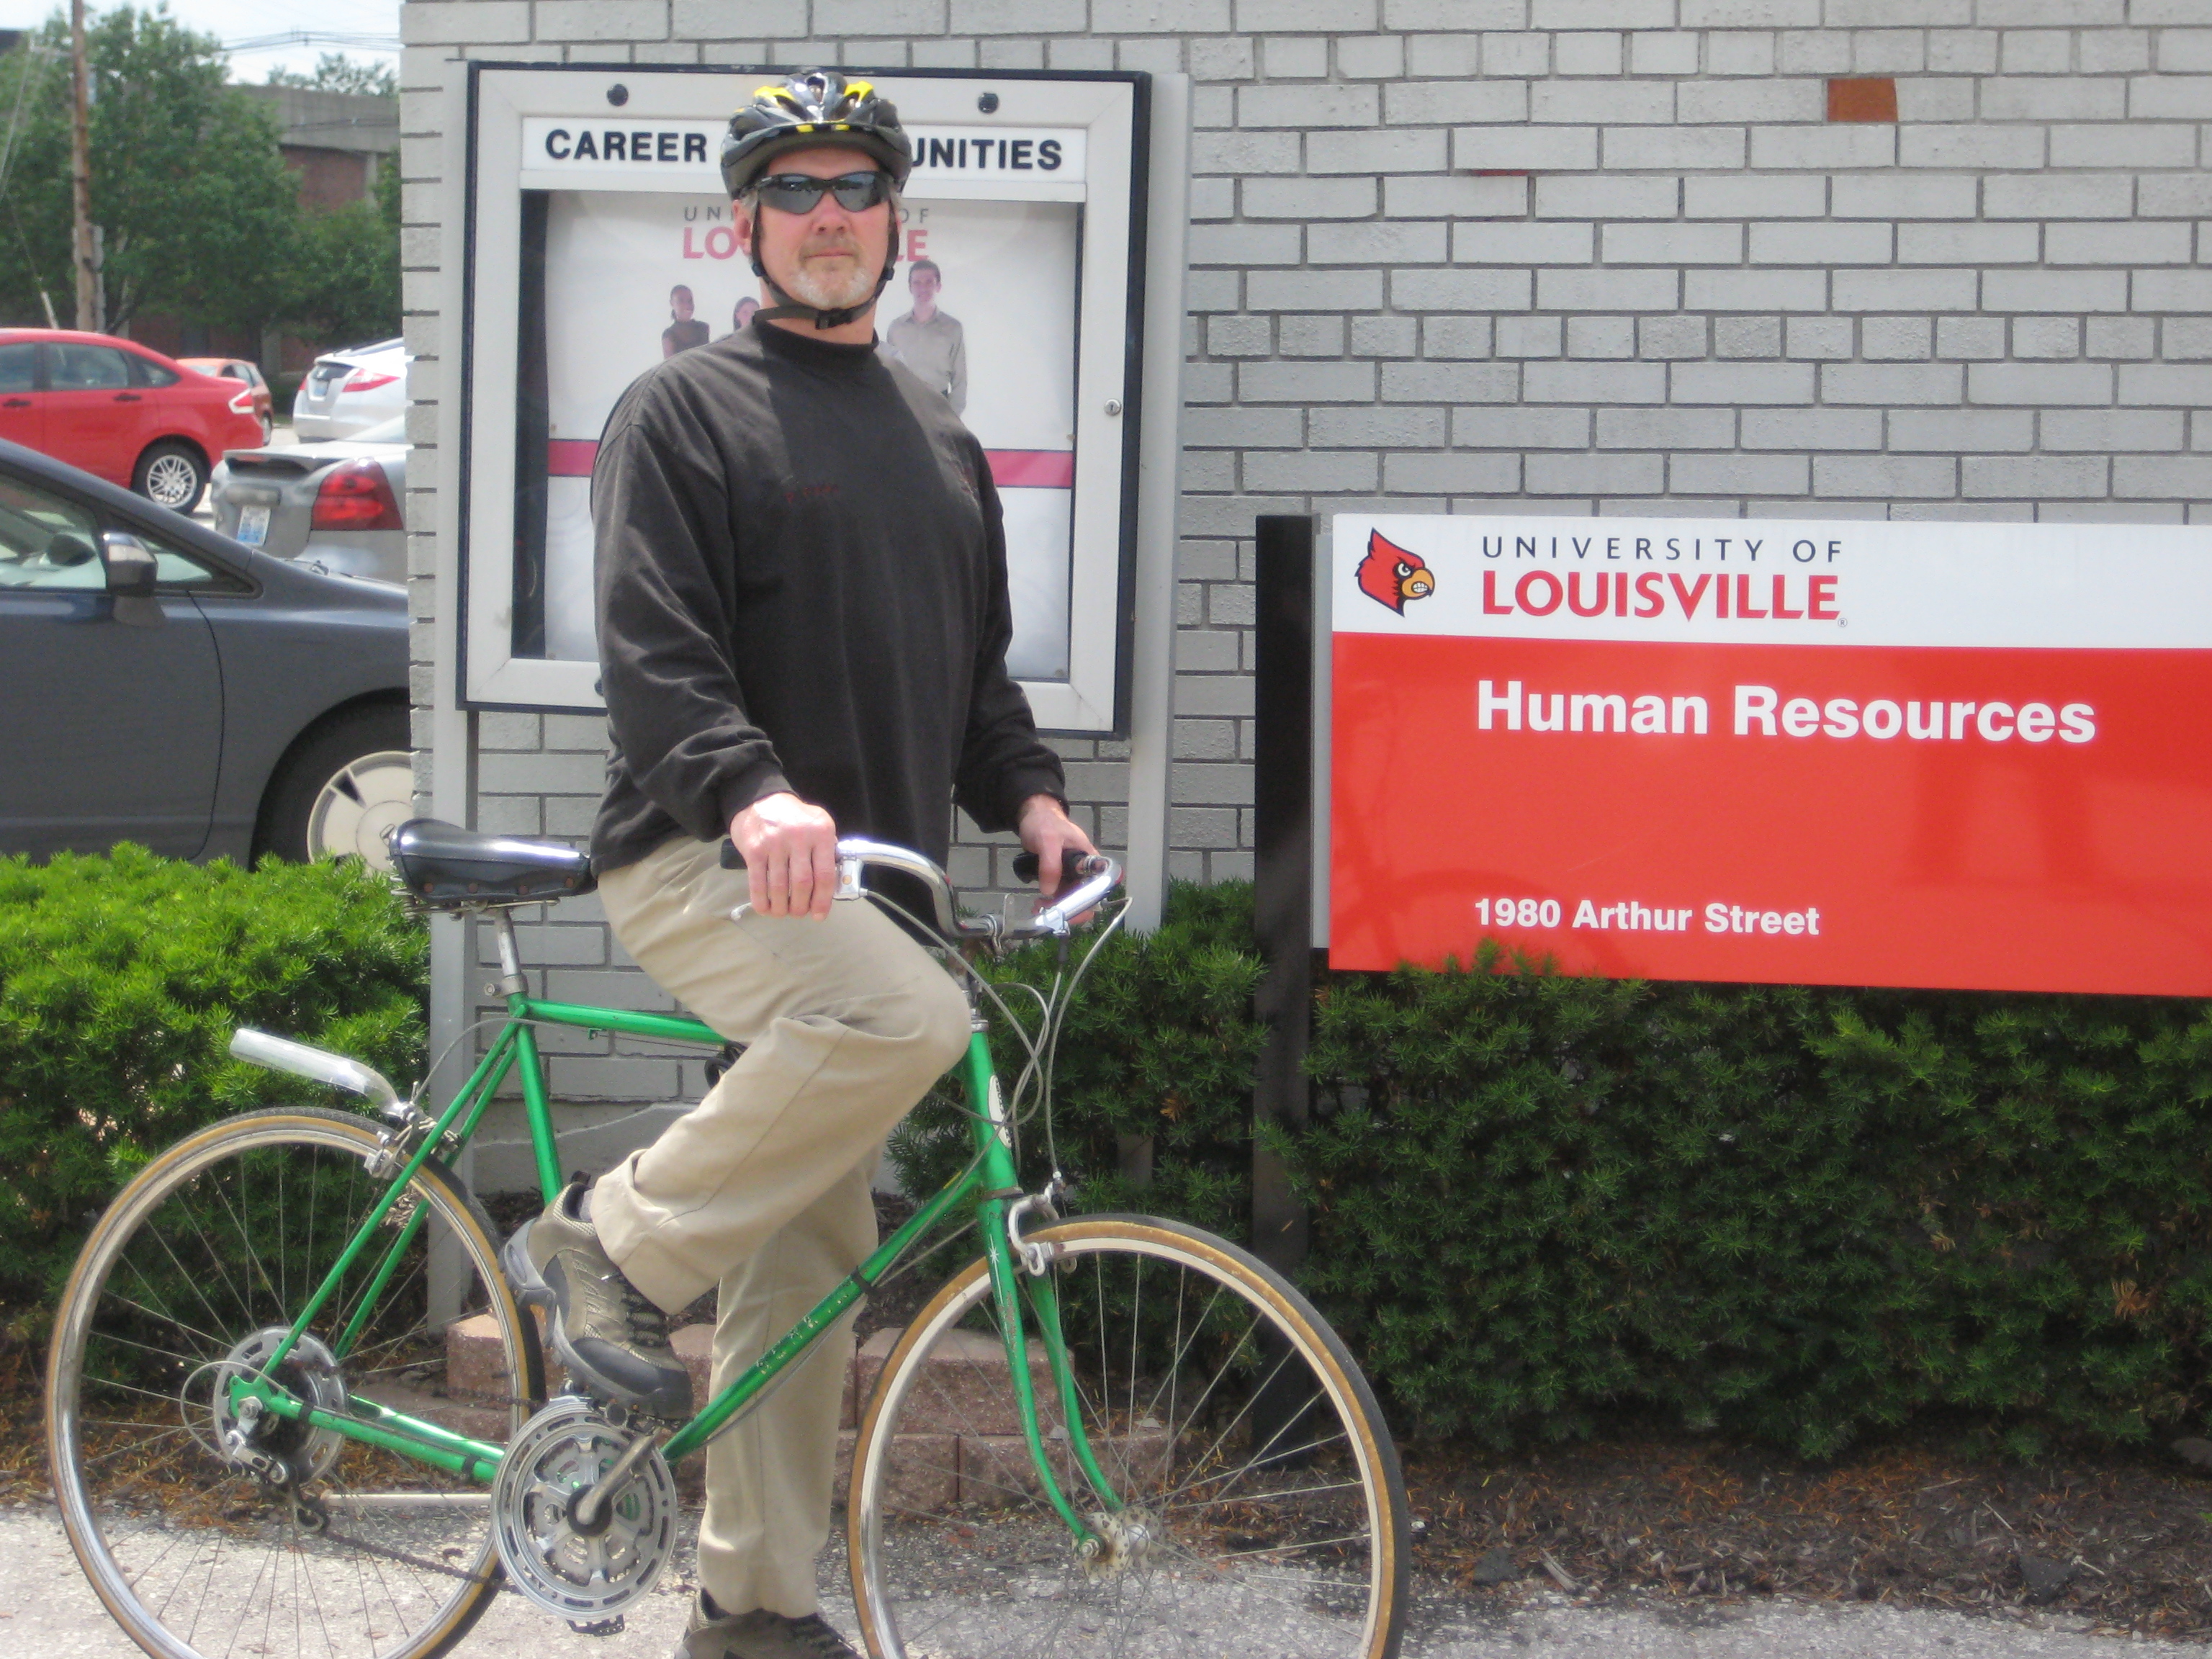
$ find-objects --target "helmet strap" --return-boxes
[745,200,902,332]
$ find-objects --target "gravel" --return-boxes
[6,1501,2202,1658]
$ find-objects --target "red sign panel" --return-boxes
[1328,516,2212,995]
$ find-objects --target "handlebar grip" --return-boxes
[719,839,745,870]
[1012,849,1094,885]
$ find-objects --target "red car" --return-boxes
[0,329,264,512]
[177,356,275,444]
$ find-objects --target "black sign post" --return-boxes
[1251,513,1321,1462]
[1251,513,1317,1272]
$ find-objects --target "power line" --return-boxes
[223,30,398,55]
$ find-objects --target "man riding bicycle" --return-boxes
[503,71,1097,1659]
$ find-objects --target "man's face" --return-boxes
[738,145,891,315]
[908,265,940,313]
[670,287,694,321]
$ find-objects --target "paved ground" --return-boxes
[6,1502,2196,1659]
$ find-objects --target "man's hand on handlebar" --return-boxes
[730,792,839,920]
[1017,795,1099,919]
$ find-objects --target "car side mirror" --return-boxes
[101,531,163,626]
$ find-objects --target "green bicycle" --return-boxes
[46,822,1408,1659]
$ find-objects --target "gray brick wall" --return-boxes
[400,0,2210,1132]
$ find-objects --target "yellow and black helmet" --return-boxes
[720,71,913,198]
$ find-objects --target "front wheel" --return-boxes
[47,1107,545,1659]
[848,1215,1409,1659]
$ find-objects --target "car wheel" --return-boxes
[132,440,209,512]
[258,413,274,444]
[256,705,413,871]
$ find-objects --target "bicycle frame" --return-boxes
[228,908,1120,1545]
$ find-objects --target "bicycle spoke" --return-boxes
[112,1261,236,1355]
[138,1211,255,1346]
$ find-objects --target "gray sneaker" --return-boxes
[676,1593,860,1659]
[502,1177,692,1419]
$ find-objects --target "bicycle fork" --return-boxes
[961,1031,1126,1554]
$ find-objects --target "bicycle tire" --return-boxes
[47,1106,546,1659]
[848,1214,1409,1659]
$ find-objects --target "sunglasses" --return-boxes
[754,170,891,214]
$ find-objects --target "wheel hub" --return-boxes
[201,1328,348,1483]
[492,1397,678,1624]
[1080,1506,1162,1578]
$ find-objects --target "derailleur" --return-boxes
[219,1397,333,1534]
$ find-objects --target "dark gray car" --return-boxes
[0,438,410,866]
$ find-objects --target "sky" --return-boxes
[0,0,398,84]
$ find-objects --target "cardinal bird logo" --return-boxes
[1355,530,1436,614]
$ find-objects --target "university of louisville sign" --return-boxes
[1328,513,2212,996]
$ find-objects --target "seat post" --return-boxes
[490,908,528,999]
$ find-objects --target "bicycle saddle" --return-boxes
[387,818,597,907]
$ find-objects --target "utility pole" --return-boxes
[68,0,95,331]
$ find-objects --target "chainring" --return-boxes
[491,1395,678,1623]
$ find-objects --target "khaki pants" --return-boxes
[592,834,971,1617]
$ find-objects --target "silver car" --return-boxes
[291,338,407,441]
[210,416,408,586]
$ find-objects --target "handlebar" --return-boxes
[718,836,1120,943]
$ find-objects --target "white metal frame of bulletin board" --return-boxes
[459,63,1150,733]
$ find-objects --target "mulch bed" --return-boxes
[1398,1431,2212,1642]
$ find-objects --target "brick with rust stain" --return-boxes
[1827,78,1897,123]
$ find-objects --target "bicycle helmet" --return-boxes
[720,71,912,329]
[720,71,913,197]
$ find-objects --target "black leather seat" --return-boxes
[388,819,596,907]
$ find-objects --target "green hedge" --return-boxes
[14,852,2212,1458]
[0,848,427,1313]
[889,882,2212,1460]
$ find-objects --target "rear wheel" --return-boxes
[133,439,209,512]
[47,1106,545,1659]
[849,1215,1409,1659]
[257,704,413,870]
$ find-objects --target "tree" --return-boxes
[285,155,400,348]
[265,53,397,99]
[0,8,306,336]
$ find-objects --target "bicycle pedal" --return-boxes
[567,1616,626,1637]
